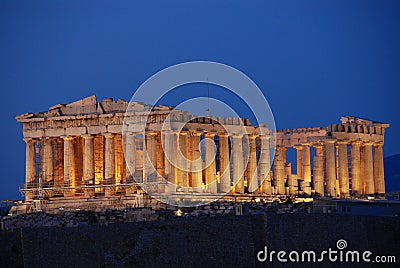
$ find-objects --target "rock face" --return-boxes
[0,214,399,267]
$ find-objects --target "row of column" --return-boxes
[24,131,273,199]
[326,141,384,197]
[24,134,385,200]
[277,140,385,197]
[161,131,271,195]
[24,134,121,199]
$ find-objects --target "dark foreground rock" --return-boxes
[0,214,399,267]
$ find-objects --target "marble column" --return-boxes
[232,134,244,194]
[144,132,157,183]
[313,144,324,196]
[104,133,115,196]
[374,142,385,194]
[259,136,272,195]
[53,138,64,187]
[24,138,36,200]
[294,146,303,182]
[337,141,350,197]
[274,147,286,195]
[205,133,217,193]
[104,133,115,183]
[285,163,294,194]
[62,136,75,197]
[187,133,193,188]
[62,136,75,186]
[170,131,178,189]
[189,132,202,192]
[124,132,136,183]
[247,135,258,193]
[163,130,176,193]
[350,141,362,194]
[360,145,366,193]
[114,134,125,185]
[163,131,173,183]
[43,138,53,185]
[177,131,189,188]
[154,131,169,193]
[155,132,165,190]
[219,133,231,193]
[302,144,311,194]
[82,135,95,185]
[363,142,375,194]
[325,140,336,197]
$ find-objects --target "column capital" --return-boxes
[205,132,215,138]
[231,133,243,138]
[179,131,189,136]
[363,141,374,146]
[218,132,229,137]
[276,146,287,151]
[259,135,270,141]
[301,142,312,147]
[61,136,74,141]
[324,139,336,144]
[336,140,349,145]
[293,145,303,150]
[313,144,324,149]
[145,131,158,136]
[23,137,35,143]
[103,133,115,139]
[81,134,94,139]
[351,140,363,146]
[124,131,136,136]
[192,131,203,137]
[247,134,257,140]
[374,142,384,147]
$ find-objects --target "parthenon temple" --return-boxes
[16,96,389,206]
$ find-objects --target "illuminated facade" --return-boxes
[16,96,389,204]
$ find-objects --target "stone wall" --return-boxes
[0,214,398,267]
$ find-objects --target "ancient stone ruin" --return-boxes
[15,96,389,211]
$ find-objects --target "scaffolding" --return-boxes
[19,181,151,199]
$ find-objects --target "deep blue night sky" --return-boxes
[1,1,399,200]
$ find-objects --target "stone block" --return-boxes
[23,129,44,138]
[87,125,106,134]
[45,128,65,137]
[66,127,87,136]
[107,125,122,133]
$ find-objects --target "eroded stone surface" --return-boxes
[16,96,389,203]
